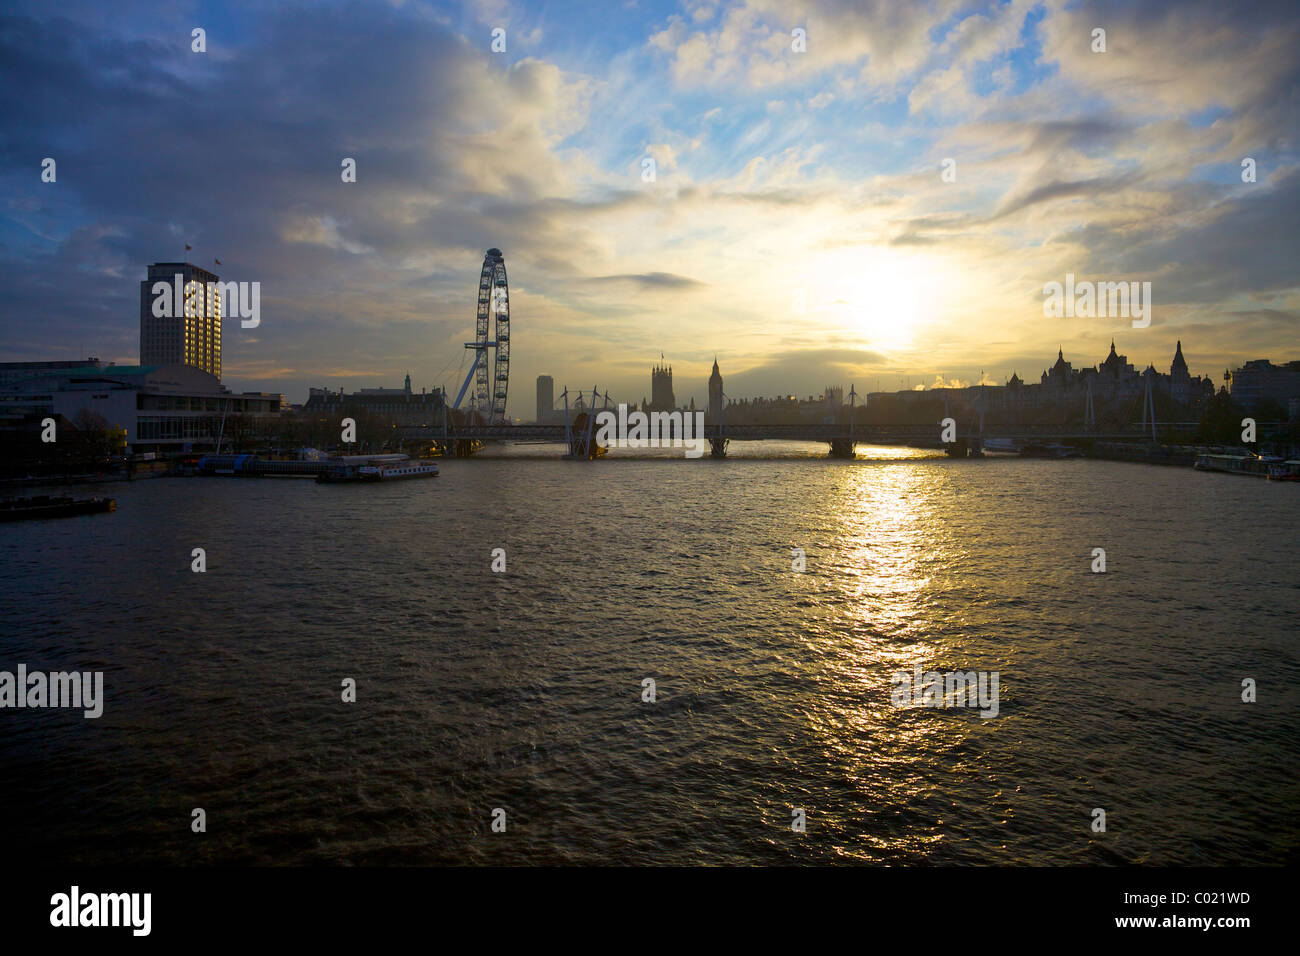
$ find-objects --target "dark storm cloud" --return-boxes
[1069,167,1300,306]
[0,5,589,395]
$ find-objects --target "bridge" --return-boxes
[398,419,1200,459]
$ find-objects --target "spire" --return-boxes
[1171,339,1189,379]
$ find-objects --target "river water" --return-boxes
[2,445,1297,865]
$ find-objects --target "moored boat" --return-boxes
[316,464,362,483]
[1194,453,1271,477]
[1267,459,1300,482]
[317,457,439,482]
[359,460,440,481]
[0,495,116,521]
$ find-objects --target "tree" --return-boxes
[1196,392,1248,444]
[70,409,113,459]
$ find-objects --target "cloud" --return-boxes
[649,0,955,92]
[720,347,890,397]
[989,170,1146,221]
[584,272,705,290]
[0,0,1297,407]
[280,215,374,255]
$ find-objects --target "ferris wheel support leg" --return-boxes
[453,350,484,410]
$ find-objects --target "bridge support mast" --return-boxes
[710,390,728,458]
[1140,372,1157,442]
[828,385,858,458]
[563,386,607,459]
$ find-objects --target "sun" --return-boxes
[815,249,941,352]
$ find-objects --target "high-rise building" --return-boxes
[140,262,222,379]
[651,359,675,412]
[536,374,554,423]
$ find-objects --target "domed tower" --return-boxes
[708,357,724,427]
[1046,348,1073,387]
[1100,339,1127,379]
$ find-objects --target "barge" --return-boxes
[0,495,116,522]
[1194,453,1271,477]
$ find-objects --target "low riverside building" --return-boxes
[1229,359,1300,412]
[303,374,447,426]
[1024,340,1215,410]
[859,340,1217,427]
[0,362,282,454]
[0,358,106,391]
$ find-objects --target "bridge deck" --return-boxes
[399,423,1188,444]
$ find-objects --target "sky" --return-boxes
[1,0,1297,412]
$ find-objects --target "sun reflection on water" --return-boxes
[794,458,982,860]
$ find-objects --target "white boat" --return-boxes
[358,460,440,481]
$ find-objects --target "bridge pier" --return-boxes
[709,437,729,459]
[435,438,483,458]
[828,439,856,459]
[565,439,605,459]
[565,412,607,459]
[944,437,983,457]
